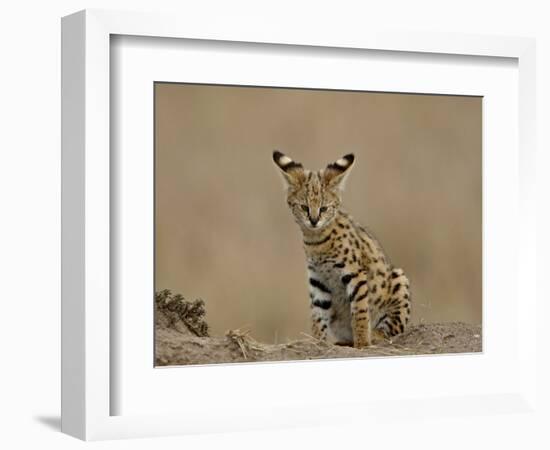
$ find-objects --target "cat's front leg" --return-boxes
[341,270,371,347]
[310,304,330,340]
[308,274,333,341]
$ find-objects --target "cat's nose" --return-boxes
[310,217,319,226]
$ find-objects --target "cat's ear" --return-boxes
[323,154,355,191]
[272,150,306,188]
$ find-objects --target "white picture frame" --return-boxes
[61,9,537,441]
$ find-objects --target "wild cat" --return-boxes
[273,151,411,348]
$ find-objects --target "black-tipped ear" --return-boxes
[272,150,305,188]
[323,154,355,190]
[273,150,304,173]
[326,154,354,173]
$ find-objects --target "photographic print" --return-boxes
[154,83,482,366]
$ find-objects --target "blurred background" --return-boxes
[155,83,482,343]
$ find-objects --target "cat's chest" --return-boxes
[307,262,347,300]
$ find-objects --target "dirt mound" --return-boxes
[155,291,482,366]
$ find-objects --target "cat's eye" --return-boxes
[300,204,309,212]
[319,206,328,213]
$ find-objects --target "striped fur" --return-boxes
[273,151,411,347]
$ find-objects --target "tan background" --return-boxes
[155,83,482,343]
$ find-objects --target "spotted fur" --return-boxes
[273,150,411,347]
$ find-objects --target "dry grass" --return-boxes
[155,291,482,367]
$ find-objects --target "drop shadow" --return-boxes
[34,415,61,432]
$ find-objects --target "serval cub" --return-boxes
[273,151,411,348]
